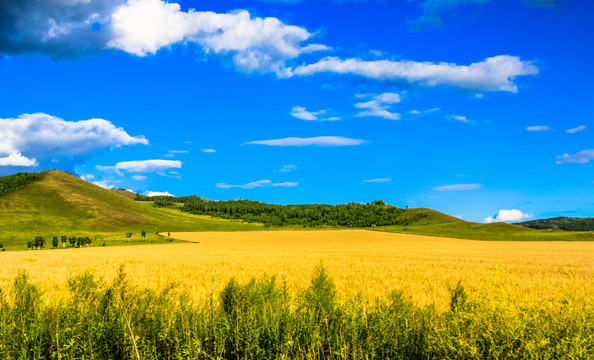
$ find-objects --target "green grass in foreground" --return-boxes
[375,221,594,241]
[1,265,592,359]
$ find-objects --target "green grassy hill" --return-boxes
[0,170,261,251]
[374,221,594,241]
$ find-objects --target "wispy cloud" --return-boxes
[555,149,594,165]
[216,179,298,189]
[201,149,216,153]
[434,183,481,191]
[98,159,182,173]
[484,209,534,223]
[245,136,366,146]
[291,106,325,121]
[409,108,440,115]
[363,178,392,183]
[276,164,297,173]
[355,93,401,120]
[144,190,175,197]
[526,125,552,131]
[132,175,147,181]
[287,55,537,93]
[566,125,586,134]
[448,115,470,123]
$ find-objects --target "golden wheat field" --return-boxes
[1,229,594,311]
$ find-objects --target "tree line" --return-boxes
[138,195,427,228]
[27,235,93,250]
[0,172,43,197]
[519,216,594,231]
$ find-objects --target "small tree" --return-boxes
[126,232,132,242]
[52,236,59,249]
[168,231,172,242]
[61,235,67,248]
[69,236,77,248]
[0,243,4,251]
[34,236,44,250]
[85,237,92,247]
[27,241,33,250]
[141,230,146,242]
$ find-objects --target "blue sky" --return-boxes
[0,0,592,222]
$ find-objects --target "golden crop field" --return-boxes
[2,229,594,312]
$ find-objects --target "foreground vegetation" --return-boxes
[1,265,592,359]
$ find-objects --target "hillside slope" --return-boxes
[0,170,261,250]
[519,216,594,231]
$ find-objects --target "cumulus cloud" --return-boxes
[80,174,95,181]
[484,209,534,223]
[434,183,481,191]
[216,179,298,189]
[287,55,537,92]
[355,93,401,120]
[0,0,120,57]
[98,159,182,173]
[245,136,366,146]
[555,149,594,165]
[201,148,216,153]
[107,0,327,73]
[526,125,551,131]
[0,113,147,168]
[0,0,326,74]
[144,190,174,196]
[566,125,586,134]
[363,178,392,183]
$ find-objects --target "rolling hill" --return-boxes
[519,216,594,231]
[0,170,261,250]
[1,170,592,251]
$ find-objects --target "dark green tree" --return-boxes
[126,232,132,242]
[141,230,146,242]
[52,237,59,249]
[61,235,67,248]
[69,236,77,248]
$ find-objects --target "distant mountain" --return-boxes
[519,217,594,232]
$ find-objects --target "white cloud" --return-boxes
[291,106,326,121]
[363,178,392,183]
[566,125,586,134]
[355,93,401,120]
[245,136,366,146]
[98,159,182,173]
[555,149,594,165]
[526,125,552,131]
[144,190,174,197]
[0,152,38,167]
[272,182,299,187]
[80,174,95,181]
[434,183,481,191]
[409,108,440,115]
[0,113,147,168]
[108,0,327,73]
[132,175,147,181]
[276,164,297,172]
[449,115,470,123]
[216,179,299,189]
[168,150,188,154]
[92,180,115,189]
[287,55,537,92]
[201,148,216,153]
[484,209,534,223]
